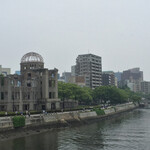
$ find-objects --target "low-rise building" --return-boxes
[0,65,11,76]
[69,76,86,87]
[0,52,60,112]
[15,71,21,75]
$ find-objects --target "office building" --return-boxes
[121,68,143,82]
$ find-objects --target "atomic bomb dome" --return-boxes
[21,52,44,63]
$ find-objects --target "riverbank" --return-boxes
[0,102,139,141]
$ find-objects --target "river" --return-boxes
[0,108,150,150]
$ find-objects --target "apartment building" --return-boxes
[102,71,116,86]
[75,53,102,89]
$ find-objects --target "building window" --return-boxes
[51,74,55,78]
[34,104,37,110]
[23,104,29,111]
[12,93,14,100]
[17,81,21,87]
[49,92,55,99]
[0,105,5,111]
[1,77,4,86]
[49,92,52,99]
[30,64,34,69]
[52,81,55,87]
[42,105,45,110]
[28,73,31,78]
[49,80,55,87]
[49,80,52,87]
[1,92,4,100]
[51,103,56,110]
[27,83,31,87]
[27,94,30,100]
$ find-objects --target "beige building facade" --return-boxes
[0,65,11,76]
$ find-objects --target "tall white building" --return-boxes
[75,53,102,89]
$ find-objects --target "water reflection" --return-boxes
[0,130,58,150]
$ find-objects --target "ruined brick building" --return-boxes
[0,52,60,112]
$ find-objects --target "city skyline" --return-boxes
[0,0,150,80]
[0,51,148,81]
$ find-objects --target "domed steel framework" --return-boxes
[21,52,44,63]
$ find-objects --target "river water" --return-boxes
[0,109,150,150]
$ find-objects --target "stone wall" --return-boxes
[0,117,13,129]
[104,103,137,115]
[79,111,97,119]
[104,108,115,115]
[0,102,138,130]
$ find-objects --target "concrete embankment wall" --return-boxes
[0,103,138,130]
[104,103,138,115]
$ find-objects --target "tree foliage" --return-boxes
[131,95,141,103]
[58,82,142,105]
[93,86,128,104]
[58,82,93,104]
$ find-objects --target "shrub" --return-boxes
[0,112,18,117]
[12,116,25,128]
[0,112,5,117]
[8,112,16,116]
[93,108,105,116]
[30,111,41,114]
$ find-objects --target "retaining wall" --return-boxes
[104,103,137,115]
[0,102,138,130]
[104,108,115,115]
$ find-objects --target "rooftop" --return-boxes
[21,52,44,63]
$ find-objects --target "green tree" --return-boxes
[58,82,142,105]
[93,86,109,104]
[93,86,128,104]
[131,95,141,103]
[78,87,93,105]
[58,82,93,105]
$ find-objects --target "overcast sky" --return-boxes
[0,0,150,80]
